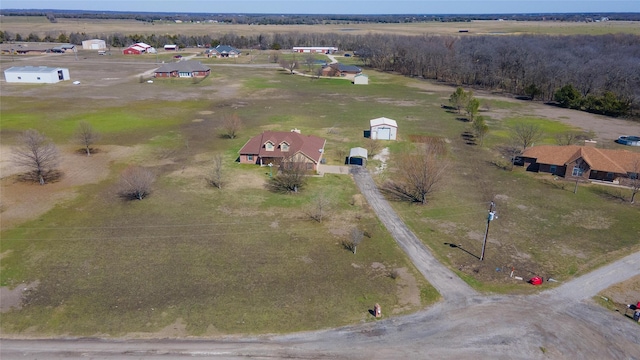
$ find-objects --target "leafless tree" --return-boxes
[555,131,593,146]
[221,113,242,139]
[279,57,297,74]
[510,123,544,151]
[303,54,316,73]
[267,158,308,193]
[270,51,279,64]
[206,153,225,189]
[344,227,364,254]
[118,166,155,200]
[12,129,59,185]
[307,193,331,223]
[629,159,640,204]
[382,146,448,205]
[74,121,100,156]
[364,138,382,158]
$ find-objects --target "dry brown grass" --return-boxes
[1,16,638,38]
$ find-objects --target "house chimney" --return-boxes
[584,140,597,147]
[291,128,301,134]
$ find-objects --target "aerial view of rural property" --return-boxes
[1,0,639,358]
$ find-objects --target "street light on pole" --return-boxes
[480,201,496,261]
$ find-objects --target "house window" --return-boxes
[265,142,274,151]
[17,76,22,79]
[37,77,41,80]
[630,172,638,180]
[572,167,583,177]
[247,155,253,161]
[281,143,289,152]
[549,165,556,174]
[606,172,614,180]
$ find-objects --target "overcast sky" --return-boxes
[1,1,638,14]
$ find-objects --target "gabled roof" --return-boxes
[5,66,65,73]
[239,131,326,164]
[370,117,398,128]
[522,145,640,174]
[329,62,361,73]
[155,61,210,73]
[210,45,240,54]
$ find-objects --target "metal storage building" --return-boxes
[369,117,398,140]
[4,66,70,84]
[82,39,106,50]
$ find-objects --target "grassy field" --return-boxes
[1,44,639,336]
[1,16,639,38]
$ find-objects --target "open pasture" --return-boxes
[1,16,639,38]
[1,45,640,336]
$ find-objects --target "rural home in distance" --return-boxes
[321,63,362,79]
[4,66,70,83]
[154,61,210,78]
[205,45,241,58]
[520,144,640,184]
[293,46,338,54]
[239,129,326,171]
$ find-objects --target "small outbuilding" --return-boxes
[353,73,369,85]
[369,117,398,140]
[164,44,178,51]
[348,147,368,166]
[4,66,70,83]
[82,39,106,50]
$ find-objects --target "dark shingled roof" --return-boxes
[522,145,640,174]
[155,60,209,73]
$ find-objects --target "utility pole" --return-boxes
[480,201,496,261]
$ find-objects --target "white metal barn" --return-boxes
[82,39,106,50]
[4,66,70,84]
[369,117,398,140]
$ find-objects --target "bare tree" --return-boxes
[307,193,331,223]
[75,121,100,156]
[12,129,59,185]
[206,153,225,189]
[344,227,364,254]
[279,57,297,74]
[364,138,382,158]
[118,166,155,200]
[510,123,544,151]
[267,158,308,193]
[629,160,640,204]
[270,51,279,64]
[221,113,243,139]
[555,131,593,146]
[303,54,316,73]
[382,146,448,205]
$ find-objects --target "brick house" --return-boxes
[520,145,640,184]
[238,130,326,171]
[154,61,210,78]
[321,63,362,78]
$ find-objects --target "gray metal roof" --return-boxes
[349,147,368,159]
[4,66,65,73]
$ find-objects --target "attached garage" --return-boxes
[369,117,398,140]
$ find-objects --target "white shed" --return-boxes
[353,73,369,85]
[369,117,398,140]
[4,66,70,84]
[82,39,106,50]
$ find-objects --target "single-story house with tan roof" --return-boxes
[238,129,326,171]
[520,144,640,183]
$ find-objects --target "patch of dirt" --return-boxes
[0,145,135,229]
[562,209,614,229]
[0,281,39,313]
[598,275,640,317]
[392,267,421,314]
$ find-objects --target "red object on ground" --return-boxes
[530,276,543,285]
